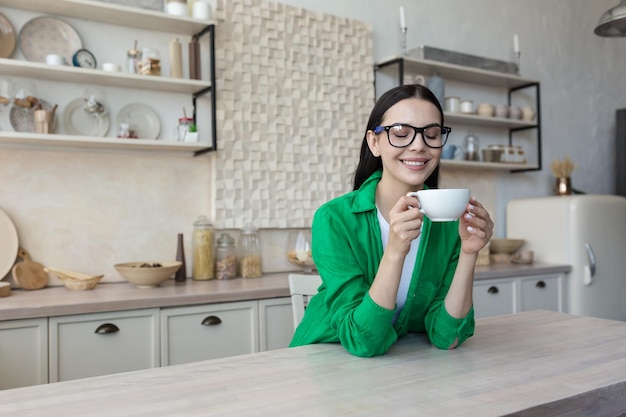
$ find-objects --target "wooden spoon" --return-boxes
[12,247,48,290]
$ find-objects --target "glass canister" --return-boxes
[192,215,214,280]
[239,225,262,278]
[139,48,161,76]
[463,131,480,161]
[126,46,141,74]
[215,233,237,280]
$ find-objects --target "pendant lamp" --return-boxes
[595,0,626,37]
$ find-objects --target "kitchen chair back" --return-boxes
[288,273,322,330]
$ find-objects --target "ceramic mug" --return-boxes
[441,145,460,160]
[406,189,470,222]
[45,54,66,66]
[521,106,535,122]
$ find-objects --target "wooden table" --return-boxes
[0,311,624,416]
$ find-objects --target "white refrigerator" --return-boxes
[506,195,626,321]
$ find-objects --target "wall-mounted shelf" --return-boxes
[0,132,211,155]
[0,0,213,34]
[0,58,211,94]
[374,56,541,173]
[0,0,218,155]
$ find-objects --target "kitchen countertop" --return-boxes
[0,263,571,321]
[0,310,623,416]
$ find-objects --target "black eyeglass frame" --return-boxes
[373,123,452,149]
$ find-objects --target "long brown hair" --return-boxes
[353,84,444,191]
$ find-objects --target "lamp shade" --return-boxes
[595,0,626,37]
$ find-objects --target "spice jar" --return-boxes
[192,215,214,280]
[239,225,262,278]
[139,48,161,76]
[215,233,237,280]
[126,45,141,74]
[177,117,193,141]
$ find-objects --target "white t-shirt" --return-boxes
[377,208,421,322]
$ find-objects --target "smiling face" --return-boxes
[366,97,442,195]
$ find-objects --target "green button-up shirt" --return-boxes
[290,170,474,357]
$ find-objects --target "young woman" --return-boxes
[290,84,494,357]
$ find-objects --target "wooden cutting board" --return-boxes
[12,247,48,290]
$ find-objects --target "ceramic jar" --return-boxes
[476,103,494,117]
[445,96,460,113]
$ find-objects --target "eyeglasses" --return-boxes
[373,123,451,149]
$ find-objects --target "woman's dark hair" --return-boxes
[353,84,444,191]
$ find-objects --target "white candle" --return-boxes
[400,6,406,29]
[514,34,519,54]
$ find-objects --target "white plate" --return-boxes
[115,103,160,140]
[63,98,110,137]
[0,208,18,280]
[18,16,82,64]
[9,99,57,133]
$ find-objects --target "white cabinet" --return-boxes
[160,301,258,366]
[259,297,294,351]
[473,274,564,319]
[49,309,160,382]
[0,318,48,390]
[473,280,516,318]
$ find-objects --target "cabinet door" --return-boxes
[259,297,294,351]
[520,275,562,313]
[473,280,515,318]
[161,301,258,366]
[49,309,160,382]
[0,318,48,389]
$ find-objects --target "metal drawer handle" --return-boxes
[95,323,120,334]
[487,286,499,294]
[201,315,222,326]
[536,280,546,289]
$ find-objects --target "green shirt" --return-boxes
[290,170,474,357]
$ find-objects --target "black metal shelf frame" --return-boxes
[192,24,217,157]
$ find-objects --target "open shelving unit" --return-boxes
[0,0,217,156]
[374,55,541,173]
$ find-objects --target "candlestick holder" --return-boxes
[514,51,521,73]
[401,27,407,56]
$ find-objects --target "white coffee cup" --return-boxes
[406,189,470,222]
[102,62,121,72]
[46,54,66,66]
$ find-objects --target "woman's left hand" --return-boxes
[458,197,494,255]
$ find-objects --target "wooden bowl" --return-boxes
[489,239,525,254]
[114,261,181,288]
[45,267,104,291]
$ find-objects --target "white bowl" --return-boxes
[115,261,181,288]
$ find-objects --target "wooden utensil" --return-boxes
[12,247,48,290]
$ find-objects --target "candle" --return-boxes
[400,6,406,29]
[514,34,519,54]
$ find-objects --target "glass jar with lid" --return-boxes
[192,215,214,280]
[239,225,262,278]
[463,131,480,161]
[215,233,237,280]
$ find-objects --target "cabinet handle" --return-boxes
[536,280,546,289]
[95,323,120,334]
[201,315,222,326]
[487,286,499,294]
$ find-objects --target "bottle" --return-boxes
[189,37,201,80]
[126,42,141,74]
[192,215,214,280]
[239,225,262,278]
[169,37,183,78]
[175,233,186,282]
[215,233,237,280]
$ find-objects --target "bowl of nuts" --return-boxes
[114,261,181,288]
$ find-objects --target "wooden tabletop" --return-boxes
[0,310,623,416]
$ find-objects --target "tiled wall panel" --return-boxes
[213,0,374,228]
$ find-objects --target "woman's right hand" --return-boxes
[385,194,423,256]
